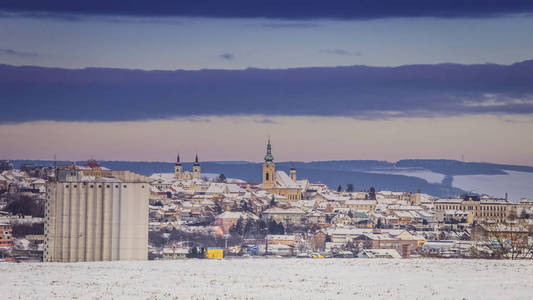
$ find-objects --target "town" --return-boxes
[1,140,532,262]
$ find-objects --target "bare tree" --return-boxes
[473,221,533,260]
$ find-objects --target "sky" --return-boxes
[1,1,533,165]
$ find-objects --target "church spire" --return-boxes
[176,153,181,165]
[264,137,274,164]
[194,154,200,166]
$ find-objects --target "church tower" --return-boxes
[192,154,201,179]
[290,166,296,182]
[262,138,275,189]
[174,154,182,179]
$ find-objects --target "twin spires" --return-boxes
[194,154,200,166]
[175,153,199,166]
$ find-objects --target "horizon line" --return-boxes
[3,157,533,168]
[2,59,532,72]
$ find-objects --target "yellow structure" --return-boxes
[193,154,201,179]
[174,154,183,179]
[205,248,224,259]
[173,153,201,180]
[290,167,296,182]
[434,197,516,223]
[261,139,301,201]
[262,139,275,189]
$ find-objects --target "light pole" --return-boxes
[224,233,230,253]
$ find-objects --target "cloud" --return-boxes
[260,23,321,29]
[1,1,533,20]
[0,10,184,24]
[320,49,362,56]
[0,48,38,57]
[219,53,235,60]
[1,60,533,123]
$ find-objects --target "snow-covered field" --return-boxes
[2,258,533,299]
[453,170,533,202]
[367,169,446,184]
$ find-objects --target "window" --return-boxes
[106,185,110,188]
[266,173,269,181]
[123,185,127,188]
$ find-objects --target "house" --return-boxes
[393,211,415,225]
[434,196,515,223]
[213,211,259,233]
[261,207,306,226]
[265,243,294,256]
[344,200,377,211]
[421,240,474,258]
[266,234,296,247]
[206,183,246,196]
[331,214,352,227]
[0,174,8,191]
[0,223,14,247]
[353,230,421,258]
[307,211,327,226]
[162,247,189,259]
[471,222,529,244]
[311,231,327,251]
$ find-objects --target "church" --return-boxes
[261,139,305,201]
[174,154,201,180]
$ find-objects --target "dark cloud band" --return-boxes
[2,1,533,20]
[0,60,532,123]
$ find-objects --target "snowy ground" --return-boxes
[367,169,446,184]
[453,170,533,202]
[2,258,533,299]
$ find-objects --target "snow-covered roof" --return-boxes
[344,200,377,206]
[319,192,350,202]
[435,198,463,204]
[296,179,309,191]
[226,183,245,193]
[388,205,423,211]
[266,234,295,241]
[274,171,299,189]
[360,248,401,258]
[394,211,414,218]
[206,183,225,194]
[216,211,259,220]
[262,207,305,214]
[30,178,46,184]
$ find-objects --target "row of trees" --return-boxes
[5,194,44,217]
[229,218,286,237]
[149,228,240,248]
[11,223,44,237]
[336,185,377,200]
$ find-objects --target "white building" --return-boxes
[44,168,150,262]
